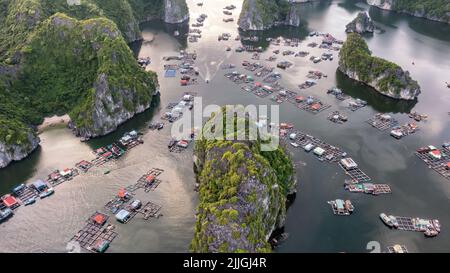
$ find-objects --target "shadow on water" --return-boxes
[335,70,417,114]
[369,7,450,42]
[131,20,189,52]
[86,95,161,150]
[0,146,42,194]
[337,0,365,12]
[238,25,310,50]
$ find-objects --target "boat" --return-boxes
[104,170,111,175]
[389,215,399,228]
[424,228,439,237]
[24,197,36,206]
[0,208,14,223]
[344,200,354,213]
[290,142,299,148]
[39,187,55,199]
[380,213,395,228]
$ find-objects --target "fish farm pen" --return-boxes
[366,113,398,131]
[126,168,164,193]
[415,148,450,180]
[285,129,346,163]
[339,162,372,183]
[71,222,118,253]
[387,245,408,253]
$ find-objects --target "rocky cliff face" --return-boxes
[71,73,159,139]
[163,0,189,24]
[238,0,302,31]
[346,11,375,33]
[367,0,450,24]
[339,33,421,100]
[191,107,296,253]
[0,133,40,169]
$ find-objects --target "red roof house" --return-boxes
[2,195,19,208]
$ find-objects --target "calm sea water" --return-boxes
[1,0,449,253]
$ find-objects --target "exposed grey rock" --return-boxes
[163,0,189,24]
[346,12,374,34]
[0,133,40,169]
[71,73,159,139]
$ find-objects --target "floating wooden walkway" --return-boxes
[415,151,450,180]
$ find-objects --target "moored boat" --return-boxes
[39,187,55,199]
[24,197,36,206]
[380,213,395,228]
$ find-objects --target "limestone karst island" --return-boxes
[1,0,450,260]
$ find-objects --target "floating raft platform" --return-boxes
[71,222,118,253]
[387,245,408,253]
[136,201,163,220]
[75,160,94,173]
[339,163,371,183]
[366,114,398,131]
[126,168,164,193]
[14,185,39,203]
[415,151,450,180]
[286,130,346,163]
[105,196,133,214]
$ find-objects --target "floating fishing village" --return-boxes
[1,0,450,254]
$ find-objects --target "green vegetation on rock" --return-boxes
[0,0,190,165]
[339,33,420,100]
[191,107,296,253]
[368,0,450,24]
[238,0,297,31]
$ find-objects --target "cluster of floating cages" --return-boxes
[45,168,80,187]
[292,96,331,114]
[12,185,39,203]
[242,61,262,72]
[345,182,392,195]
[339,163,372,183]
[390,123,419,139]
[91,143,127,167]
[284,129,346,164]
[328,199,354,216]
[224,72,253,84]
[327,87,351,101]
[387,245,408,253]
[168,139,192,153]
[347,99,368,112]
[263,73,282,83]
[241,84,273,98]
[327,111,348,124]
[126,168,164,193]
[415,146,450,180]
[70,212,118,253]
[255,66,274,78]
[391,216,441,235]
[75,160,94,173]
[366,113,398,131]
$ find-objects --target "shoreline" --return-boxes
[37,115,71,134]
